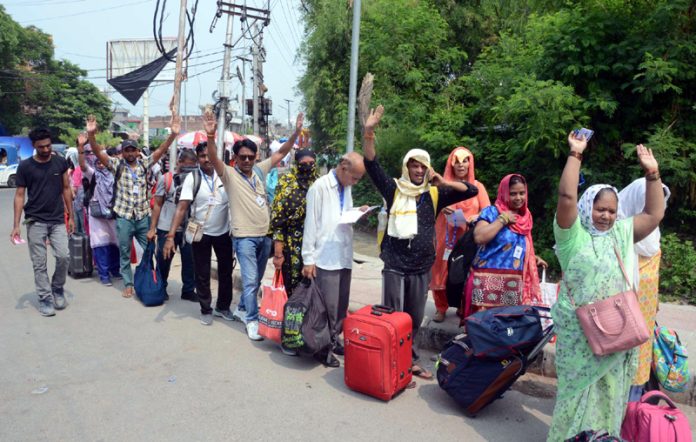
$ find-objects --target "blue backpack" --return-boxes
[652,325,690,392]
[134,242,166,307]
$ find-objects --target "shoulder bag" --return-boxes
[568,241,649,357]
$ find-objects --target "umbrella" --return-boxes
[177,131,244,149]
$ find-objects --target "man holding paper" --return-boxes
[301,151,366,368]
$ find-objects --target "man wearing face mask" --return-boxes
[163,142,231,326]
[148,149,199,302]
[301,151,366,367]
[362,105,479,380]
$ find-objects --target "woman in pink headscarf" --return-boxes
[430,147,490,322]
[463,174,547,317]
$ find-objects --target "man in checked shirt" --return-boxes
[86,114,179,299]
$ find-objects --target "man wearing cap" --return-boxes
[204,109,303,341]
[87,114,180,299]
[362,105,479,380]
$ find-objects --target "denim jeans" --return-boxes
[233,236,272,322]
[156,229,196,295]
[26,222,70,302]
[116,216,150,287]
[92,244,121,282]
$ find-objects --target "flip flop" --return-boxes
[412,365,434,380]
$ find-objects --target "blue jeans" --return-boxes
[116,216,150,287]
[233,236,272,322]
[93,244,121,282]
[156,229,196,295]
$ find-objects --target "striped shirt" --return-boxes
[108,156,153,220]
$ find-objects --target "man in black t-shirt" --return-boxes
[11,127,75,317]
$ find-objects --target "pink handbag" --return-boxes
[621,390,693,442]
[568,243,649,357]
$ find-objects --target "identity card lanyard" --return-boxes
[201,169,217,205]
[128,163,141,195]
[443,217,457,261]
[332,170,345,213]
[237,167,266,207]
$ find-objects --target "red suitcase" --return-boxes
[343,304,413,401]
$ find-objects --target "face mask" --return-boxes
[297,163,315,175]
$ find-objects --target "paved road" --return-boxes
[0,188,690,441]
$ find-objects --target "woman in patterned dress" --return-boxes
[270,149,319,296]
[547,133,665,441]
[618,177,671,399]
[430,147,490,322]
[463,173,547,317]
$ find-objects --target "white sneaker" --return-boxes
[246,321,263,341]
[232,307,248,325]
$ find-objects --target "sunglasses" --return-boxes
[237,154,255,162]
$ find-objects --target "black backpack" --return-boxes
[82,175,96,208]
[446,223,478,308]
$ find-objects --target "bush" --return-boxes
[660,233,696,304]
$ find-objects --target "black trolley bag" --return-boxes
[67,232,93,278]
[436,323,555,416]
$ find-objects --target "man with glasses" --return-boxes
[87,114,179,299]
[204,109,303,341]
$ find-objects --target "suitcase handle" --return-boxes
[371,304,395,315]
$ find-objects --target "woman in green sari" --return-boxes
[547,133,665,441]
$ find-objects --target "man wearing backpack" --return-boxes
[87,114,179,299]
[147,149,198,302]
[362,105,479,380]
[205,109,303,341]
[163,142,232,326]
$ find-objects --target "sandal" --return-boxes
[412,365,434,380]
[122,287,134,298]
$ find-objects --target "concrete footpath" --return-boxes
[215,251,696,406]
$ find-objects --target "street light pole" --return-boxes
[170,0,188,167]
[346,0,361,153]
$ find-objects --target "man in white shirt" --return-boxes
[301,152,366,367]
[163,143,232,326]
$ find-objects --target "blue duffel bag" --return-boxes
[134,242,166,307]
[464,305,548,359]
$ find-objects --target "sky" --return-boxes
[2,0,306,128]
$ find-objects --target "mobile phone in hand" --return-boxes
[573,128,594,141]
[12,235,26,245]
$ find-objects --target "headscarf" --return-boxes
[295,148,315,163]
[578,184,619,237]
[388,148,431,239]
[617,177,670,257]
[444,147,478,213]
[494,174,540,304]
[84,144,114,212]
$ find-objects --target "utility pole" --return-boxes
[235,55,251,134]
[346,0,362,153]
[170,0,188,168]
[284,98,292,130]
[252,24,261,140]
[216,14,235,159]
[142,89,150,149]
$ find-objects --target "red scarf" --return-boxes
[494,174,541,305]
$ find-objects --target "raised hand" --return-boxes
[365,105,384,133]
[77,132,88,147]
[170,114,181,136]
[202,110,217,136]
[86,115,98,134]
[568,130,588,154]
[295,112,304,133]
[636,144,658,173]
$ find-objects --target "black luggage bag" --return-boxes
[67,233,93,278]
[436,325,555,416]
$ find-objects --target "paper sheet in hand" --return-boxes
[339,206,379,224]
[446,209,467,226]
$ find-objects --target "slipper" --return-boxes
[412,365,434,380]
[406,381,417,389]
[122,287,134,298]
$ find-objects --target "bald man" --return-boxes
[301,152,366,367]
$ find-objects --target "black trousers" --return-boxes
[192,233,233,315]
